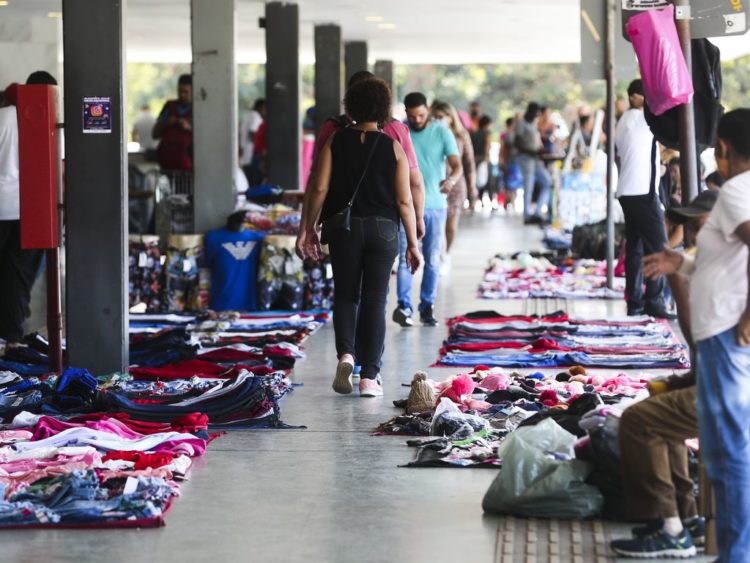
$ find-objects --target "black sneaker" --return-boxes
[419,306,439,327]
[684,517,706,547]
[645,304,678,320]
[627,304,645,316]
[392,305,414,327]
[611,528,696,558]
[632,517,705,547]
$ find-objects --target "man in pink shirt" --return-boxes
[295,71,425,259]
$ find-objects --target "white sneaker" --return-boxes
[359,376,383,397]
[332,357,354,395]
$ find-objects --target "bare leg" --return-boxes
[445,213,459,253]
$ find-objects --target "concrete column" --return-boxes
[63,0,128,374]
[264,2,300,190]
[314,24,343,134]
[344,41,368,85]
[374,59,395,96]
[191,0,237,232]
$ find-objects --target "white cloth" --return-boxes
[614,108,658,198]
[691,171,750,342]
[239,110,263,166]
[234,165,249,194]
[132,111,157,150]
[0,105,20,221]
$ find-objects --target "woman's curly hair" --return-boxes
[344,77,392,125]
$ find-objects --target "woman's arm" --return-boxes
[394,141,422,273]
[296,134,335,260]
[461,132,477,198]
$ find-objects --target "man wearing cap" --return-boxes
[610,189,719,558]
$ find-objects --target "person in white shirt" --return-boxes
[642,108,750,561]
[238,98,265,168]
[616,79,671,318]
[0,72,57,346]
[131,104,157,151]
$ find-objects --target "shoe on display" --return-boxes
[332,357,354,395]
[611,528,696,558]
[359,376,383,397]
[419,306,439,327]
[352,364,361,381]
[392,305,414,327]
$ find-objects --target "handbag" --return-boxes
[320,132,381,245]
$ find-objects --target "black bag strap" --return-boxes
[648,137,658,200]
[347,131,382,208]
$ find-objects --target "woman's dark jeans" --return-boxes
[328,216,399,380]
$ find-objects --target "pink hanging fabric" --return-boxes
[627,4,694,116]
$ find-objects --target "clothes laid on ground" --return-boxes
[479,253,624,300]
[375,366,653,470]
[0,311,328,428]
[435,311,688,369]
[0,410,210,528]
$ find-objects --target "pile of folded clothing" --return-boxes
[0,409,210,528]
[479,252,624,300]
[436,311,689,369]
[376,366,652,469]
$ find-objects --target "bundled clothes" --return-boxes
[436,311,689,369]
[0,412,210,528]
[480,253,624,300]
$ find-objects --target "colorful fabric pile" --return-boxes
[0,409,210,528]
[479,253,624,300]
[376,366,651,470]
[436,311,689,369]
[0,311,329,428]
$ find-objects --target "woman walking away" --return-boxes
[297,78,422,398]
[471,115,493,208]
[432,101,477,271]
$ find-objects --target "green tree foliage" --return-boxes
[126,57,750,135]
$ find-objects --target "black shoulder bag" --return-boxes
[320,132,381,245]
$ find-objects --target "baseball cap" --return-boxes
[666,189,719,224]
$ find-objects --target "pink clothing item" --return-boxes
[0,430,34,445]
[31,416,144,442]
[314,118,419,170]
[462,398,492,412]
[0,450,103,498]
[477,373,511,392]
[437,373,476,404]
[0,450,101,476]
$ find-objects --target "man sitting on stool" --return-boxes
[611,189,719,559]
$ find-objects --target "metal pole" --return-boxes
[48,117,65,376]
[46,247,63,375]
[605,0,616,289]
[674,0,699,205]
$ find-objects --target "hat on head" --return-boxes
[666,189,719,224]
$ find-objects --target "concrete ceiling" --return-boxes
[3,0,750,64]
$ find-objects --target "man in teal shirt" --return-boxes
[394,92,462,327]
